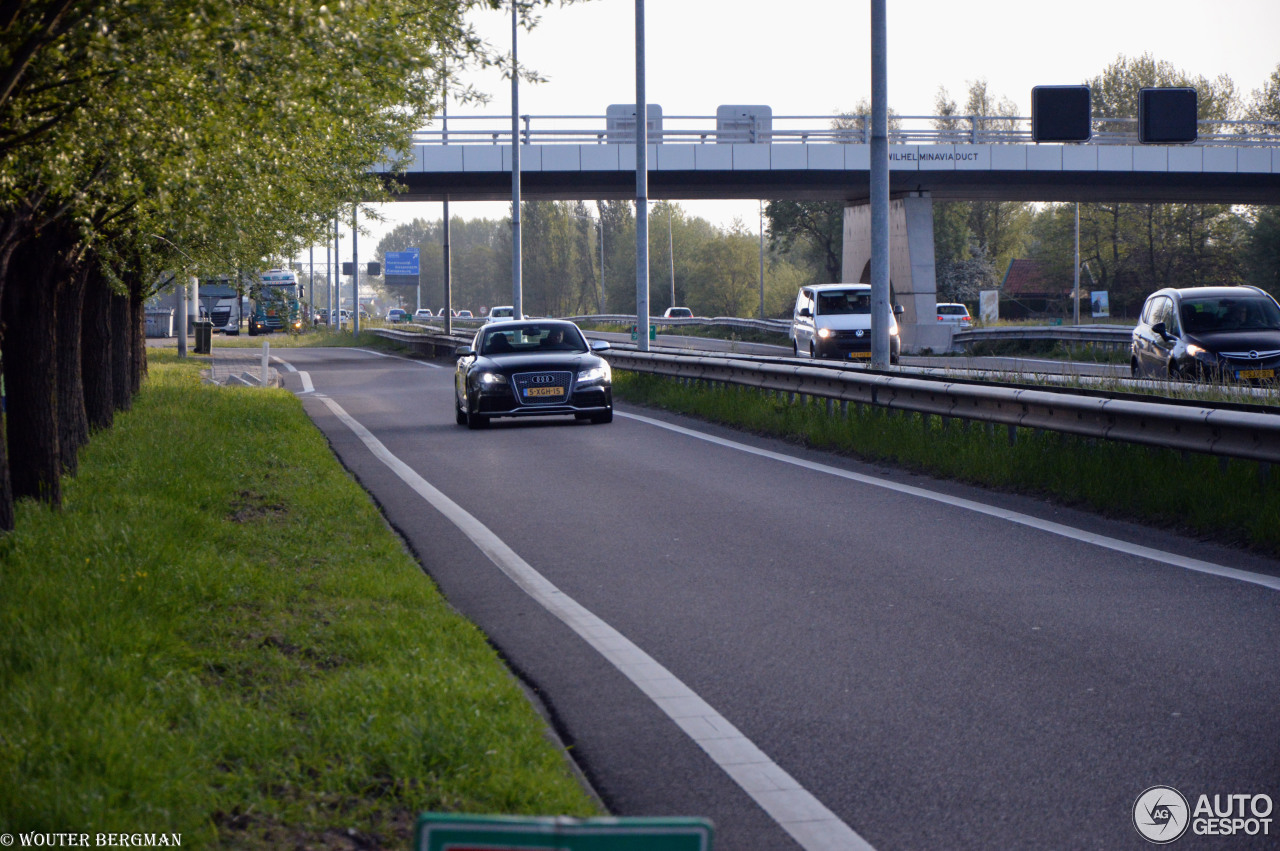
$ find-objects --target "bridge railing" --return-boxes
[411,114,1280,148]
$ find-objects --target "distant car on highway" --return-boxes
[936,302,973,328]
[454,319,613,428]
[663,306,693,319]
[1131,285,1280,382]
[486,305,515,324]
[413,308,433,321]
[457,309,474,318]
[386,308,409,323]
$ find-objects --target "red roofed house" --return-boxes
[999,259,1078,319]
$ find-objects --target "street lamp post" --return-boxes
[571,212,605,314]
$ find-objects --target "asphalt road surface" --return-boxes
[266,346,1278,851]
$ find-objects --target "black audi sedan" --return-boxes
[454,319,613,428]
[1131,286,1280,382]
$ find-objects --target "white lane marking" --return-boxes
[352,347,443,368]
[271,357,313,394]
[317,395,874,851]
[618,411,1280,592]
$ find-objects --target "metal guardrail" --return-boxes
[566,314,791,334]
[602,350,1280,464]
[412,114,1280,148]
[952,325,1133,350]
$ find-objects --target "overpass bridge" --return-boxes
[383,112,1280,205]
[377,111,1280,352]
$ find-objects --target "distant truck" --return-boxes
[247,269,303,336]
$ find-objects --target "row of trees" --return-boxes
[767,55,1280,315]
[0,0,556,532]
[372,200,812,320]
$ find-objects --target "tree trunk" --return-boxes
[1,226,63,506]
[110,291,131,412]
[81,263,113,431]
[129,278,146,395]
[0,211,26,531]
[56,260,90,474]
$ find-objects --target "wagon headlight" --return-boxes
[1187,343,1210,359]
[577,363,611,386]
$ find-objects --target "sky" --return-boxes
[315,0,1280,265]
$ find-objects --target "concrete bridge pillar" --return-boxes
[842,192,951,353]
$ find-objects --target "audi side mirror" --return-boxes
[455,345,474,357]
[591,339,611,352]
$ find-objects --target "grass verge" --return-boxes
[613,371,1280,555]
[0,352,599,848]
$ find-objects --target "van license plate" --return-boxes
[847,352,871,359]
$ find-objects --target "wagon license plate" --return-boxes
[524,386,563,398]
[847,351,872,359]
[1236,368,1274,380]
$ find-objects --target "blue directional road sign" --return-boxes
[385,248,421,288]
[385,249,420,276]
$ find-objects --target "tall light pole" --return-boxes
[634,0,650,351]
[1073,202,1081,325]
[869,0,891,368]
[667,203,676,310]
[510,0,523,320]
[759,200,766,319]
[572,211,605,314]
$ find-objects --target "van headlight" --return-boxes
[817,328,833,339]
[889,315,900,337]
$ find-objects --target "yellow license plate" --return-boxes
[1237,368,1274,380]
[847,351,872,359]
[524,386,562,398]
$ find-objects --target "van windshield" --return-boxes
[817,291,871,315]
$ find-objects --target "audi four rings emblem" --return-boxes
[530,374,555,385]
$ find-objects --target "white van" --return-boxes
[486,305,514,324]
[791,283,900,364]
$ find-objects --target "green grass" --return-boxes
[613,371,1280,555]
[0,353,599,848]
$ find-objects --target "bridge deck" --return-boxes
[383,141,1280,204]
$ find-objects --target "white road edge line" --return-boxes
[618,411,1280,592]
[271,356,297,373]
[352,347,443,368]
[316,395,874,851]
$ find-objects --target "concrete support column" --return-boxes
[843,192,953,353]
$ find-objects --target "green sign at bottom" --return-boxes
[416,814,713,851]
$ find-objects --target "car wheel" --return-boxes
[455,400,467,426]
[809,343,817,359]
[890,353,900,366]
[466,407,489,429]
[792,341,799,357]
[1130,357,1140,378]
[589,408,613,425]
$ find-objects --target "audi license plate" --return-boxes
[524,386,562,398]
[847,351,872,359]
[1236,368,1274,380]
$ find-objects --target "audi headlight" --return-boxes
[478,371,507,385]
[577,363,611,385]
